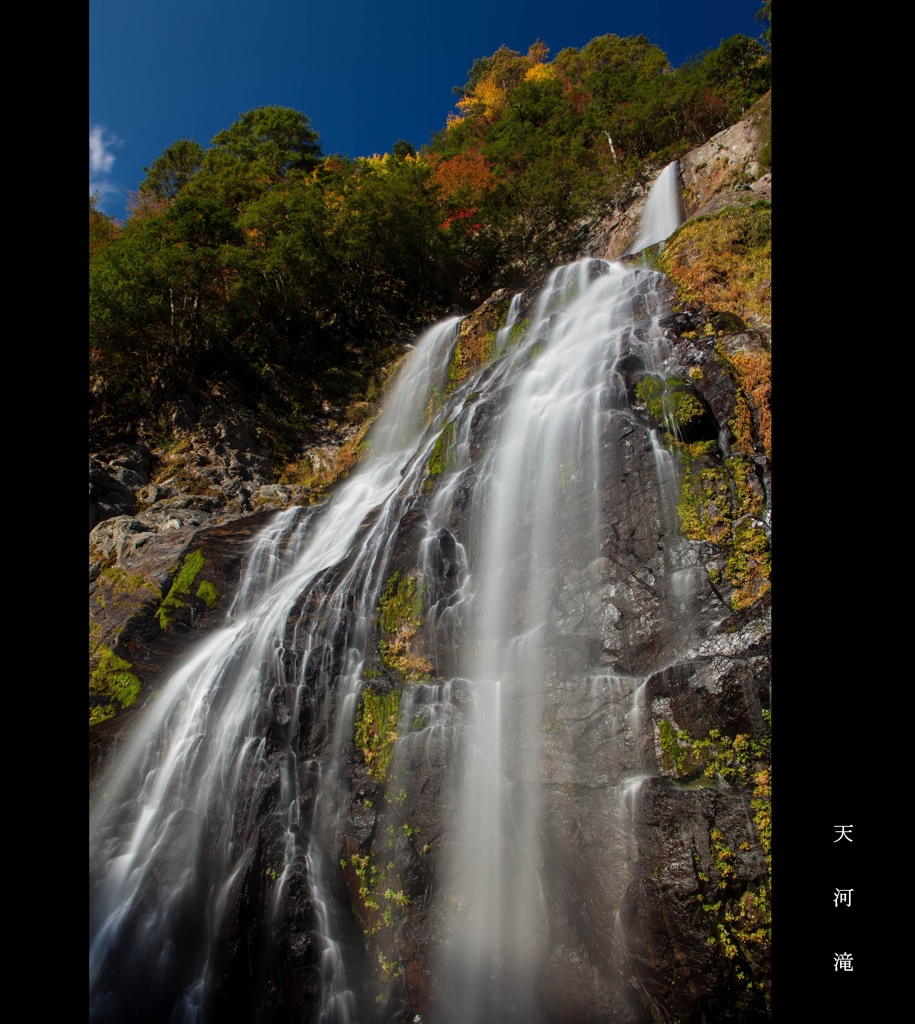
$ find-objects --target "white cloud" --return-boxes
[89,124,123,200]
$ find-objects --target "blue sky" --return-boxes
[90,0,765,222]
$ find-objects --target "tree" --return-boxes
[208,106,321,180]
[89,193,118,260]
[698,35,771,113]
[756,2,772,47]
[140,139,204,202]
[392,139,416,160]
[198,106,323,212]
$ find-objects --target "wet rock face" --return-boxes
[89,511,277,778]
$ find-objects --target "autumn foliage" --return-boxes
[89,33,771,456]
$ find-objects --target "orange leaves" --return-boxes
[429,150,498,210]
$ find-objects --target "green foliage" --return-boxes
[140,138,204,202]
[203,106,322,210]
[391,139,416,160]
[90,29,772,453]
[345,850,410,952]
[658,718,699,776]
[354,687,401,781]
[89,194,118,259]
[672,443,770,610]
[446,328,495,393]
[98,564,159,598]
[756,2,772,47]
[425,422,457,491]
[90,109,462,452]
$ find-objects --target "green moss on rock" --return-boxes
[636,375,704,435]
[154,550,222,626]
[355,687,401,782]
[377,571,432,681]
[425,422,457,493]
[674,444,770,609]
[196,579,220,608]
[89,644,142,725]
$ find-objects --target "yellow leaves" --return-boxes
[453,40,555,125]
[475,77,508,117]
[456,76,508,121]
[729,347,772,458]
[524,62,557,84]
[355,152,429,174]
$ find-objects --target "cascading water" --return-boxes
[90,167,761,1022]
[624,160,684,255]
[427,260,692,1023]
[89,317,462,1023]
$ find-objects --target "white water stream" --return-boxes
[624,160,684,256]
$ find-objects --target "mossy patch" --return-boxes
[636,375,704,436]
[507,316,531,347]
[661,715,771,1013]
[155,550,219,628]
[278,417,375,497]
[718,343,772,459]
[445,326,495,395]
[673,444,770,609]
[89,642,142,725]
[196,579,220,608]
[377,571,432,681]
[355,687,401,782]
[424,422,457,492]
[98,564,159,597]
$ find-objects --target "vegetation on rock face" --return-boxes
[721,342,772,460]
[659,715,772,1013]
[424,421,459,495]
[446,326,496,393]
[658,201,772,329]
[355,687,401,782]
[671,441,770,610]
[377,572,432,681]
[155,550,220,628]
[635,375,705,435]
[89,625,142,725]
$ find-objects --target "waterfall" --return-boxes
[89,318,461,1024]
[90,157,764,1024]
[624,161,684,255]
